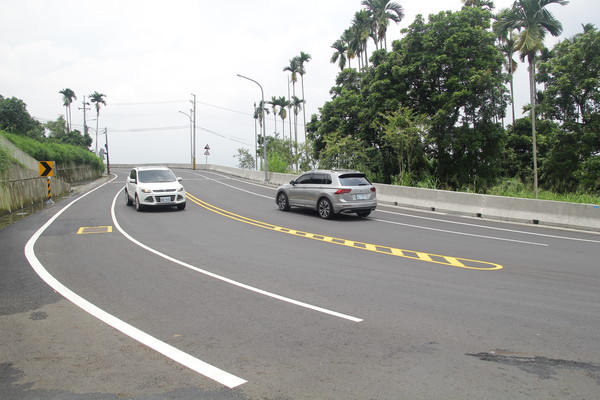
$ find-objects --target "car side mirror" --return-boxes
[127,177,135,183]
[177,177,183,182]
[290,180,296,185]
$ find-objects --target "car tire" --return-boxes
[356,210,371,217]
[134,194,143,212]
[318,197,335,219]
[277,192,290,211]
[125,190,133,206]
[177,202,186,210]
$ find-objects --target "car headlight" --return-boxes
[140,188,152,193]
[178,186,184,192]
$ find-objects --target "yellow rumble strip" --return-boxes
[186,194,503,271]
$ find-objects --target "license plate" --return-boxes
[354,193,370,200]
[159,196,172,202]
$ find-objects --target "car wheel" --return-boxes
[134,194,143,212]
[177,202,186,210]
[125,189,133,206]
[318,197,334,219]
[277,192,290,211]
[356,210,371,217]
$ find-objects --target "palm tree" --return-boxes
[268,96,280,136]
[254,100,270,169]
[297,51,312,146]
[59,88,76,132]
[342,29,357,69]
[278,96,290,141]
[361,0,405,50]
[462,0,495,9]
[494,18,519,130]
[495,0,568,198]
[290,95,304,171]
[89,91,107,155]
[330,39,348,70]
[352,10,373,69]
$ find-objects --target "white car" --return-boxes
[124,166,186,211]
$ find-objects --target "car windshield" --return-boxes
[339,174,371,186]
[138,169,176,183]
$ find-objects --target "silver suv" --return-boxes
[275,170,377,219]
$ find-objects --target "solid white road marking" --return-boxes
[111,188,363,323]
[24,174,247,388]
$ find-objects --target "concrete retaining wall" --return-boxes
[0,136,102,216]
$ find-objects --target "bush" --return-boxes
[1,131,104,173]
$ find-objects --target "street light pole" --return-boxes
[179,110,193,167]
[237,74,268,182]
[191,93,196,170]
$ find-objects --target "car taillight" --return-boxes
[334,188,352,194]
[370,187,376,192]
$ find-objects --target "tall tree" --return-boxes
[89,91,107,155]
[361,0,405,50]
[268,96,280,136]
[278,96,290,141]
[494,14,519,130]
[330,39,348,70]
[352,10,373,69]
[297,51,312,146]
[59,88,76,132]
[462,0,495,10]
[495,0,569,197]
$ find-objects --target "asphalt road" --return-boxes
[1,168,599,400]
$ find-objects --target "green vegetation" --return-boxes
[305,2,599,200]
[1,131,104,172]
[0,143,18,175]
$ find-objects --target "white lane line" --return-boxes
[112,188,362,323]
[372,218,548,246]
[376,208,600,243]
[24,175,247,389]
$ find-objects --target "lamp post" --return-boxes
[179,110,193,166]
[191,93,196,170]
[237,74,267,182]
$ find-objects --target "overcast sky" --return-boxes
[1,0,598,168]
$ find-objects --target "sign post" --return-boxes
[204,144,210,164]
[39,161,54,203]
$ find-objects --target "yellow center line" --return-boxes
[186,194,503,271]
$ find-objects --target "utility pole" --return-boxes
[191,93,196,170]
[79,96,90,139]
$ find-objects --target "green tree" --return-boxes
[0,95,44,138]
[59,88,76,132]
[361,0,405,50]
[397,8,507,189]
[537,25,600,193]
[45,116,93,148]
[495,0,569,197]
[234,148,256,169]
[351,10,373,69]
[297,51,312,146]
[330,39,348,70]
[89,91,107,155]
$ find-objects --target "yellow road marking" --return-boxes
[77,226,113,234]
[186,194,503,271]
